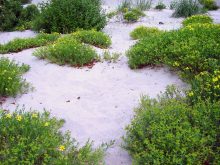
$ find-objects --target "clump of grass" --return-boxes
[103,51,121,63]
[118,0,133,12]
[130,26,162,40]
[172,0,205,17]
[182,14,213,26]
[72,30,111,49]
[155,1,166,10]
[0,109,105,164]
[0,58,30,97]
[124,8,145,23]
[0,33,60,54]
[134,0,152,10]
[33,36,98,67]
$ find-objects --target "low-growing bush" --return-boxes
[124,89,220,164]
[182,14,213,26]
[199,0,218,10]
[0,58,29,97]
[0,33,60,54]
[33,0,106,33]
[127,23,220,101]
[72,30,111,48]
[189,70,220,103]
[130,26,162,40]
[172,0,205,17]
[124,9,145,22]
[0,109,105,164]
[33,36,98,66]
[155,1,166,10]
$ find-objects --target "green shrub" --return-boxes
[33,0,106,33]
[72,30,111,48]
[124,11,139,22]
[33,36,98,66]
[124,90,220,164]
[127,23,220,76]
[19,4,39,23]
[189,70,220,103]
[155,1,166,10]
[0,58,29,97]
[0,109,105,164]
[130,26,162,40]
[199,0,218,10]
[123,9,145,22]
[0,0,23,31]
[0,33,60,54]
[182,14,213,26]
[0,1,38,31]
[172,0,205,17]
[127,23,220,101]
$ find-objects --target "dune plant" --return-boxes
[72,30,111,49]
[33,0,106,33]
[0,33,60,54]
[199,0,218,10]
[155,1,166,10]
[172,0,205,17]
[134,0,152,10]
[33,36,98,66]
[0,58,29,97]
[130,26,162,39]
[124,87,220,164]
[182,14,213,26]
[103,51,121,63]
[123,8,145,22]
[0,109,105,164]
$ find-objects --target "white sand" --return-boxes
[0,1,219,164]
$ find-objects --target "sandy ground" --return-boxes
[0,1,220,164]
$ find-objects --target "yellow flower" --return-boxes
[32,113,38,118]
[44,122,49,127]
[5,113,12,119]
[212,77,218,82]
[188,91,194,97]
[173,62,180,67]
[16,115,22,121]
[58,145,65,151]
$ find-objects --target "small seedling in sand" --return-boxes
[103,51,121,63]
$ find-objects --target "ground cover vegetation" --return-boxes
[72,30,111,49]
[124,15,220,164]
[0,109,105,164]
[33,35,98,67]
[0,33,60,54]
[0,58,29,97]
[130,26,163,40]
